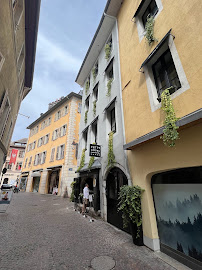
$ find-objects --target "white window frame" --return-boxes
[144,36,190,112]
[135,0,163,42]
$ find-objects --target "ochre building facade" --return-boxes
[117,0,202,268]
[21,92,82,197]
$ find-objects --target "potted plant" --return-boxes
[118,185,144,245]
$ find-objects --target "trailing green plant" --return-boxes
[88,142,96,169]
[84,110,88,124]
[105,42,111,60]
[118,185,144,237]
[77,149,86,172]
[160,87,180,147]
[106,78,113,97]
[88,156,95,169]
[85,80,90,95]
[70,181,76,202]
[107,131,115,168]
[93,100,96,117]
[92,67,97,81]
[144,14,157,46]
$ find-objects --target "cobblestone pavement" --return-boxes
[0,192,185,270]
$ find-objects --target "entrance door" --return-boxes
[33,177,40,192]
[106,167,129,232]
[48,171,59,194]
[152,167,202,269]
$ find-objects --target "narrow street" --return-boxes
[0,193,188,270]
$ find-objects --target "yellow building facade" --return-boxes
[117,0,202,267]
[21,92,82,196]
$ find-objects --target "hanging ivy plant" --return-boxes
[85,80,90,95]
[105,42,111,60]
[160,87,180,147]
[84,110,88,124]
[107,131,115,168]
[92,67,97,81]
[93,100,96,117]
[118,185,144,238]
[70,181,76,202]
[77,149,86,172]
[106,78,113,97]
[144,14,157,46]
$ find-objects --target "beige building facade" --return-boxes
[0,0,41,173]
[116,0,202,268]
[21,92,82,196]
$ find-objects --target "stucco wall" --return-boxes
[117,0,202,143]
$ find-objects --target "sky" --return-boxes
[12,0,107,141]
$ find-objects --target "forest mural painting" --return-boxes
[153,184,202,263]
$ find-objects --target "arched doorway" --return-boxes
[106,167,129,232]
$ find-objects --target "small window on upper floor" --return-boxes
[133,0,163,42]
[83,129,88,150]
[92,121,98,144]
[93,84,98,101]
[17,44,25,74]
[152,49,181,100]
[64,105,68,115]
[142,0,158,27]
[110,107,116,133]
[78,103,82,113]
[85,96,90,111]
[92,62,98,81]
[105,59,114,80]
[105,36,112,61]
[0,51,5,72]
[13,0,23,29]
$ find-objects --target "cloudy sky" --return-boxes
[12,0,107,141]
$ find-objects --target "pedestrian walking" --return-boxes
[82,183,89,216]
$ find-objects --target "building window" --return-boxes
[32,141,36,150]
[5,162,12,170]
[13,0,23,29]
[44,134,49,144]
[38,137,43,147]
[17,44,25,74]
[0,91,11,140]
[52,129,59,141]
[152,49,181,99]
[78,103,82,113]
[18,150,25,158]
[41,151,47,164]
[48,117,51,126]
[15,162,22,171]
[64,105,68,115]
[50,148,55,162]
[93,84,98,101]
[134,0,163,42]
[24,158,28,168]
[61,125,67,137]
[105,59,114,80]
[56,144,65,160]
[0,51,5,72]
[55,110,61,121]
[28,156,32,167]
[110,107,116,133]
[92,121,98,144]
[85,96,90,111]
[142,33,190,112]
[142,0,158,27]
[83,129,88,149]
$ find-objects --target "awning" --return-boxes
[93,82,99,92]
[133,0,146,18]
[103,97,116,112]
[21,172,29,177]
[140,29,172,70]
[79,160,101,173]
[104,57,114,73]
[89,116,99,126]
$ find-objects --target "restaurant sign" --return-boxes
[89,144,101,157]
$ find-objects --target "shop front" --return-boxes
[47,168,60,195]
[31,171,41,193]
[77,161,101,213]
[20,172,29,191]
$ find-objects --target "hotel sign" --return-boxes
[89,144,101,157]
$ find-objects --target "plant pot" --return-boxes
[129,222,144,246]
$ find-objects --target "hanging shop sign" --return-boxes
[89,144,101,157]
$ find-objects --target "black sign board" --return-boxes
[89,144,101,157]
